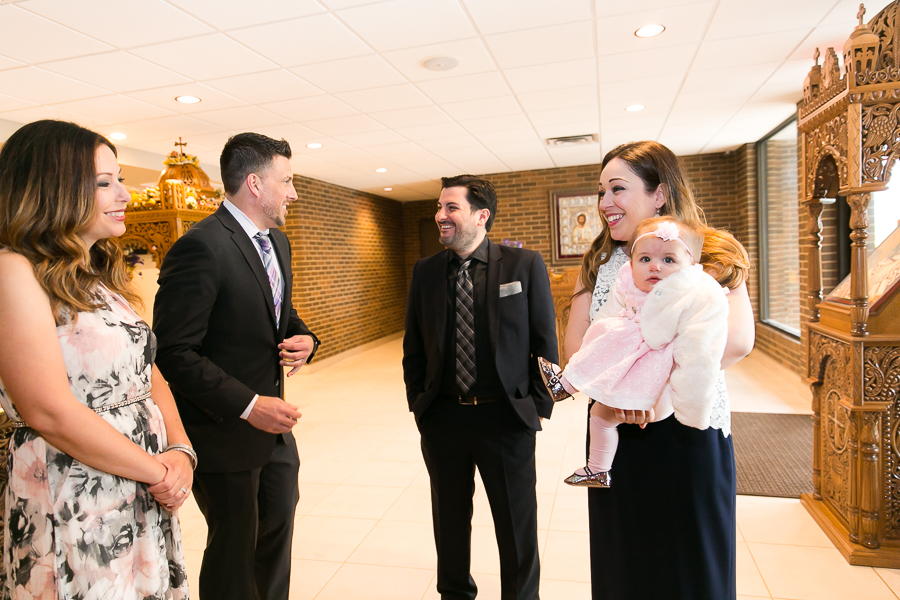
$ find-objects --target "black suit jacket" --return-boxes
[403,238,558,430]
[153,205,318,473]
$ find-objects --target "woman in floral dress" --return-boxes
[0,120,193,599]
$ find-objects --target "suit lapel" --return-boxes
[485,239,501,360]
[431,250,450,359]
[215,206,279,328]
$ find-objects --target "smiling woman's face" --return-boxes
[79,144,129,248]
[597,157,663,242]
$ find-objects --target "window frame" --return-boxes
[756,114,801,339]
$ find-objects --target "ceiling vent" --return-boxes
[545,134,599,147]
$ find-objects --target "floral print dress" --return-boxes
[0,285,189,599]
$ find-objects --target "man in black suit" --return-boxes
[154,133,319,600]
[403,174,558,600]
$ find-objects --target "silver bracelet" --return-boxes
[166,443,198,470]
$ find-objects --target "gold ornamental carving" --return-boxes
[822,388,852,517]
[796,6,900,560]
[861,103,900,183]
[802,49,848,122]
[867,2,900,72]
[804,200,826,319]
[886,365,900,540]
[813,336,854,520]
[886,404,900,538]
[864,346,900,402]
[124,139,220,265]
[548,268,579,369]
[809,331,853,400]
[804,113,849,200]
[157,137,216,197]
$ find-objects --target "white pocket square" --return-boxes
[499,281,522,297]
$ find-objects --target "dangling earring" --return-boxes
[655,206,661,216]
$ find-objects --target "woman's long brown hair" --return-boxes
[0,120,140,323]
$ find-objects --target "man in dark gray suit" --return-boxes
[154,133,319,600]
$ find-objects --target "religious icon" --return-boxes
[549,188,603,265]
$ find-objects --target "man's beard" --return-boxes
[440,225,477,252]
[263,203,286,227]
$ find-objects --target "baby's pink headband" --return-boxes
[631,221,694,262]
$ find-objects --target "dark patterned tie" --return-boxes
[456,258,476,393]
[254,233,283,324]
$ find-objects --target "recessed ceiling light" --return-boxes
[175,95,201,104]
[383,187,393,192]
[306,142,323,149]
[635,24,665,38]
[626,104,645,112]
[375,167,388,173]
[109,132,127,140]
[421,56,459,71]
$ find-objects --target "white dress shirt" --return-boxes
[222,199,283,420]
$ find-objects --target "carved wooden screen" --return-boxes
[798,1,900,568]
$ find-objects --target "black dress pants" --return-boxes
[192,433,301,600]
[419,396,540,600]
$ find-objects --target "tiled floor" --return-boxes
[175,339,900,599]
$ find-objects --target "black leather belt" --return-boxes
[451,395,501,405]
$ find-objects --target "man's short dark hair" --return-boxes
[441,174,497,232]
[220,133,292,196]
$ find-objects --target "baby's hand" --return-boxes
[614,407,655,428]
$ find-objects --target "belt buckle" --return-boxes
[459,395,476,405]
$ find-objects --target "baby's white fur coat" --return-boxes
[639,264,729,430]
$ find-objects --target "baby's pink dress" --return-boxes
[563,262,674,410]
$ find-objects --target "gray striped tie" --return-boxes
[254,233,283,324]
[456,258,476,393]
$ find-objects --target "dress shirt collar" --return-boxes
[452,235,489,266]
[222,199,270,239]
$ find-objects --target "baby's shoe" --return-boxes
[564,467,611,488]
[538,357,572,402]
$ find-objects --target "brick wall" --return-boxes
[732,144,760,319]
[285,175,406,361]
[401,199,439,291]
[478,167,602,260]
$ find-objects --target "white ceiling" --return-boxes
[0,0,889,200]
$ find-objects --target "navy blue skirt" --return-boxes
[587,410,736,600]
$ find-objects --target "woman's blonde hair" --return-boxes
[699,226,751,290]
[0,120,140,322]
[577,141,748,294]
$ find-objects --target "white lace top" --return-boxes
[588,246,732,437]
[588,247,629,322]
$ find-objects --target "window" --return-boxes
[757,117,800,337]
